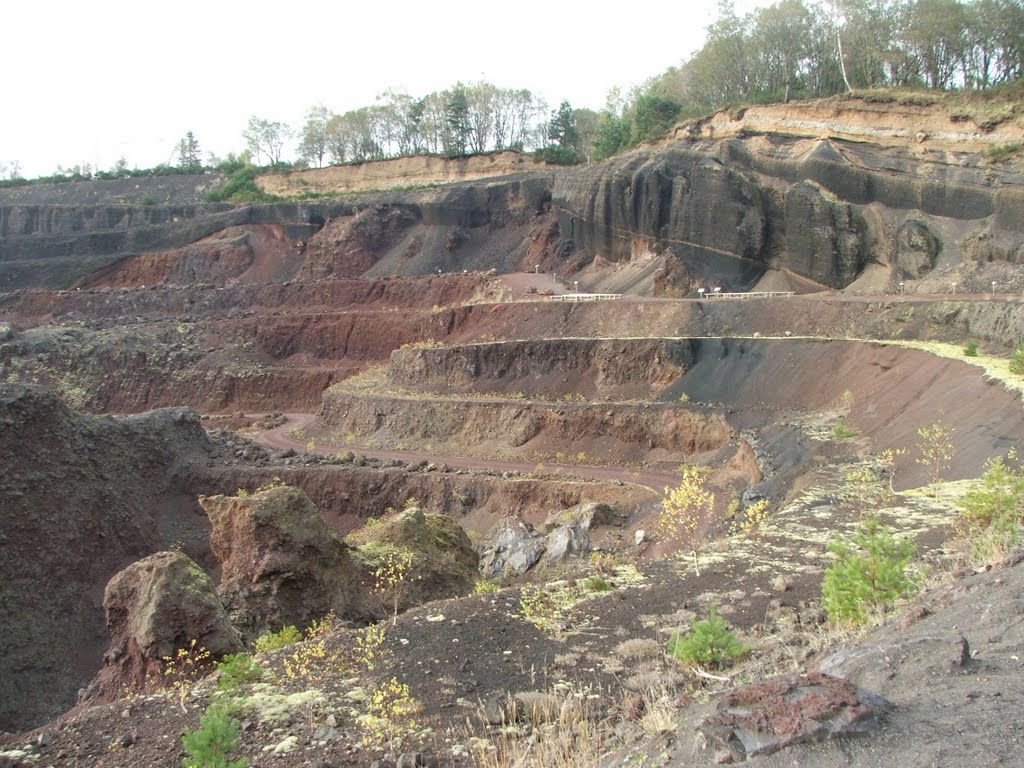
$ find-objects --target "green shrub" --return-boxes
[1011,345,1024,375]
[182,702,248,768]
[204,167,279,204]
[833,417,856,439]
[963,340,978,357]
[958,452,1024,564]
[473,578,501,596]
[666,607,747,667]
[821,515,917,626]
[581,575,612,592]
[984,142,1022,163]
[215,653,262,693]
[253,625,302,653]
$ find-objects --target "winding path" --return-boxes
[252,413,676,492]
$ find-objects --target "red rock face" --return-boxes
[201,486,377,640]
[80,225,300,289]
[702,672,893,759]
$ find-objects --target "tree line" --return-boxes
[245,83,562,169]
[685,0,1021,103]
[3,0,1021,185]
[589,0,1023,159]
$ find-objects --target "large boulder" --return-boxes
[84,550,241,702]
[200,485,376,640]
[478,503,621,578]
[349,504,479,610]
[478,517,547,579]
[541,502,620,564]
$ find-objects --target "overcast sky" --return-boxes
[3,0,773,178]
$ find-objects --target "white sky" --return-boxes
[2,0,773,178]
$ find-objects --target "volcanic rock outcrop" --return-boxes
[478,502,620,579]
[346,503,479,609]
[699,672,893,760]
[83,550,242,702]
[201,485,377,640]
[553,100,1024,292]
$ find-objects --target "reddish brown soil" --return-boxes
[3,256,1024,767]
[78,225,302,289]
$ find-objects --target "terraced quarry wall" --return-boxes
[388,337,695,398]
[373,336,1024,488]
[316,390,734,465]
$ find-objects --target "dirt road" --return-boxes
[253,413,677,492]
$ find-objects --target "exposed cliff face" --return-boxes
[256,151,550,196]
[554,98,1024,292]
[388,338,695,400]
[2,97,1022,295]
[0,175,556,290]
[0,202,347,290]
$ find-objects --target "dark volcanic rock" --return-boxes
[553,126,1024,290]
[83,550,241,702]
[893,219,940,278]
[783,181,866,288]
[554,150,768,290]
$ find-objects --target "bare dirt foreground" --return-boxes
[2,463,1022,767]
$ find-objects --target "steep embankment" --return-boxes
[5,278,1024,414]
[0,174,557,291]
[0,276,486,412]
[0,384,219,730]
[4,96,1021,296]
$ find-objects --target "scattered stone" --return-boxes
[482,691,524,725]
[899,605,932,629]
[1001,548,1024,568]
[272,735,299,753]
[312,727,341,741]
[325,713,337,728]
[635,529,647,546]
[700,672,893,761]
[771,575,791,593]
